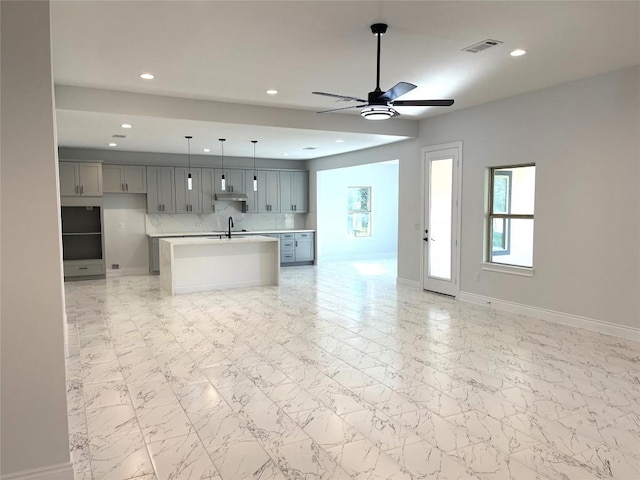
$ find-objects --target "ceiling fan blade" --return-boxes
[392,99,455,107]
[317,104,367,114]
[378,82,417,102]
[312,91,367,103]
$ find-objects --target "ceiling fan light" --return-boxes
[361,106,396,120]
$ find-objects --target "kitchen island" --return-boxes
[159,236,279,295]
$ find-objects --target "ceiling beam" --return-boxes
[55,85,418,138]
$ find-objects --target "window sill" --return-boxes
[481,262,534,277]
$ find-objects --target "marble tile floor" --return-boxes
[65,260,640,480]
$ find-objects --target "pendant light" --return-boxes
[185,136,193,190]
[219,138,226,191]
[251,140,258,192]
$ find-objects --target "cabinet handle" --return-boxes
[79,267,88,270]
[80,185,83,194]
[75,185,79,194]
[126,183,129,191]
[212,204,215,212]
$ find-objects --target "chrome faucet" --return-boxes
[227,216,234,238]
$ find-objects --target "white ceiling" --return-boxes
[50,0,640,160]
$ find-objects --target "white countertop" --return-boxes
[160,235,278,246]
[148,229,314,238]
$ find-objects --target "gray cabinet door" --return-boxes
[103,165,124,192]
[214,169,246,193]
[123,166,147,193]
[103,165,146,193]
[257,170,280,212]
[280,171,294,213]
[292,171,308,213]
[244,172,258,213]
[59,163,78,196]
[201,168,216,213]
[147,167,175,213]
[78,163,103,196]
[294,233,314,262]
[175,168,202,213]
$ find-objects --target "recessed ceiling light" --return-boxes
[140,73,155,80]
[303,147,317,150]
[121,123,132,129]
[266,89,278,95]
[203,148,210,152]
[108,143,117,147]
[336,140,344,143]
[282,153,288,156]
[510,49,527,57]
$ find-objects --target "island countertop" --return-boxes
[148,229,314,238]
[160,235,279,246]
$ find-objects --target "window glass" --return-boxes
[488,165,535,267]
[347,187,371,237]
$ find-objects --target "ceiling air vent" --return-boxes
[112,134,127,138]
[462,39,503,54]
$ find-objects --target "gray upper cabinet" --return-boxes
[103,165,147,193]
[201,168,217,213]
[174,167,202,213]
[257,170,280,213]
[59,162,103,196]
[214,169,246,194]
[147,166,175,213]
[280,171,308,213]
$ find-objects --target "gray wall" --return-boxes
[1,1,72,477]
[309,66,640,330]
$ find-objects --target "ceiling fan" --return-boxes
[313,23,454,120]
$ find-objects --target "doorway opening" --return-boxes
[317,160,399,276]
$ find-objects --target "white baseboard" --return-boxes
[396,278,420,289]
[1,462,74,480]
[459,291,640,342]
[106,266,149,277]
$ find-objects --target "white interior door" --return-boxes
[423,144,461,296]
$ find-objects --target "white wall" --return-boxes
[317,162,398,261]
[104,194,149,274]
[1,1,72,478]
[308,66,640,331]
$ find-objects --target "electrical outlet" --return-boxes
[118,222,124,229]
[111,264,120,270]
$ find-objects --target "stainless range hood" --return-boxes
[215,192,249,202]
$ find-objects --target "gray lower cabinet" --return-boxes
[281,232,314,265]
[294,232,314,262]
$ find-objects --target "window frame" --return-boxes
[347,186,372,238]
[487,164,535,268]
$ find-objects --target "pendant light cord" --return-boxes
[185,136,192,171]
[252,140,257,175]
[219,138,225,170]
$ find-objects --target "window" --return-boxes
[488,165,535,267]
[347,186,371,237]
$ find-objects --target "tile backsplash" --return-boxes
[145,202,308,234]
